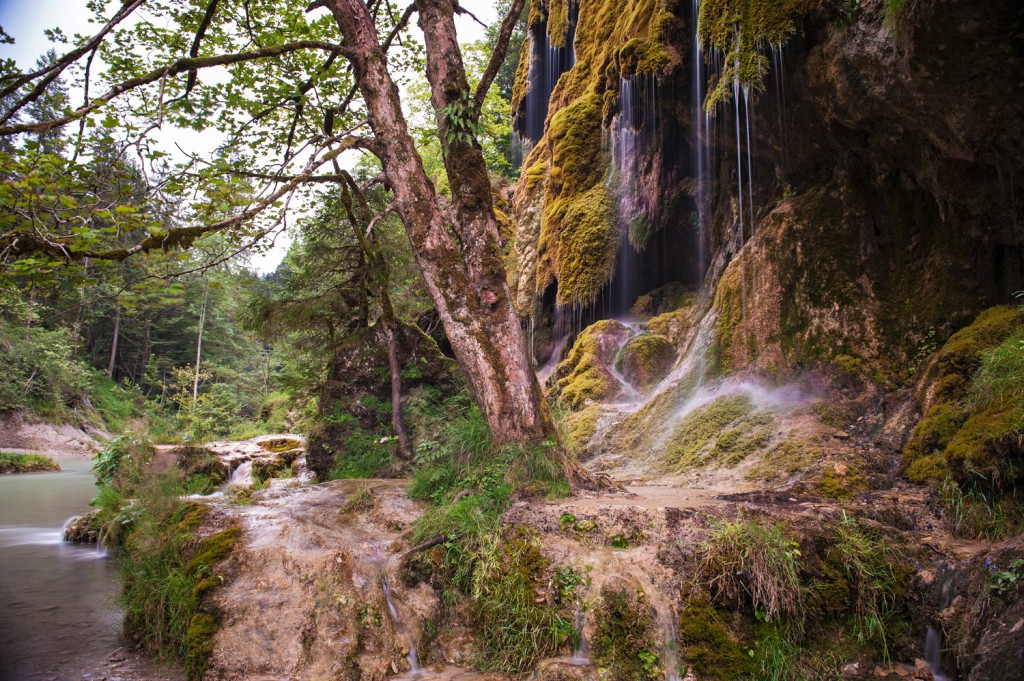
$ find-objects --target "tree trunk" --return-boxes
[381,296,414,460]
[193,283,208,407]
[325,0,553,445]
[107,301,120,379]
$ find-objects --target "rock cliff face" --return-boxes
[511,0,1024,375]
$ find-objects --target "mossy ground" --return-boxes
[663,394,774,473]
[592,582,661,680]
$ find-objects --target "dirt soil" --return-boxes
[0,410,108,459]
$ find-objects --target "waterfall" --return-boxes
[515,2,579,149]
[607,73,661,316]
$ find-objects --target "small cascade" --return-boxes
[570,600,590,664]
[515,1,579,149]
[95,528,107,558]
[228,460,253,488]
[382,575,421,674]
[924,566,956,681]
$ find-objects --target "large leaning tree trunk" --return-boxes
[324,0,553,445]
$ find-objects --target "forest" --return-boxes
[0,1,1023,680]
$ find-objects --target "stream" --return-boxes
[0,460,120,681]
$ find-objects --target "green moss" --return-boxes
[903,403,965,482]
[815,464,868,501]
[185,612,218,681]
[746,438,823,483]
[592,583,661,680]
[679,598,754,681]
[698,0,817,112]
[810,401,850,429]
[712,265,744,373]
[935,306,1023,378]
[186,526,241,576]
[516,0,679,306]
[944,403,1020,486]
[903,306,1024,485]
[556,186,618,305]
[552,320,628,410]
[258,437,301,453]
[562,405,601,452]
[620,333,676,390]
[663,394,774,473]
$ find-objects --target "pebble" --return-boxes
[833,431,851,440]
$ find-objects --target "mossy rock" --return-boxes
[63,510,102,543]
[814,462,868,501]
[646,308,693,346]
[592,579,661,681]
[664,394,775,473]
[620,333,676,390]
[631,283,692,319]
[903,305,1024,485]
[944,402,1021,487]
[562,405,602,453]
[186,526,241,576]
[678,598,754,681]
[258,437,301,453]
[551,320,632,410]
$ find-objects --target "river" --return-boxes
[0,460,121,681]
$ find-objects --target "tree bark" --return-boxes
[324,0,553,445]
[193,283,208,407]
[107,301,120,379]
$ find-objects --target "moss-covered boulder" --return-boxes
[550,320,632,410]
[903,305,1024,485]
[620,333,676,390]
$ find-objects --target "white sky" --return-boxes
[0,0,499,274]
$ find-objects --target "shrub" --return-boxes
[696,518,804,624]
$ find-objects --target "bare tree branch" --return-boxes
[472,0,526,119]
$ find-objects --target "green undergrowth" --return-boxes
[89,435,238,680]
[404,408,576,673]
[0,451,61,473]
[686,513,916,676]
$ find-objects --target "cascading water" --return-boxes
[607,73,661,316]
[229,460,253,488]
[924,566,956,681]
[382,575,421,674]
[515,1,579,149]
